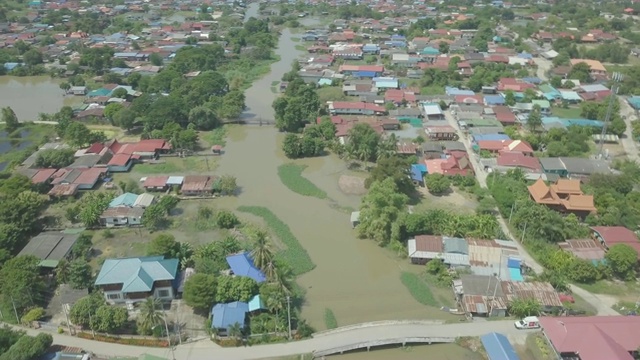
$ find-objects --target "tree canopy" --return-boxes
[357,178,408,246]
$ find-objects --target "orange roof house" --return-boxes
[528,178,596,215]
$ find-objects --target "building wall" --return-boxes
[108,162,133,172]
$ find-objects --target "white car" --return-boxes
[514,316,540,329]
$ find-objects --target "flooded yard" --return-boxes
[0,76,82,121]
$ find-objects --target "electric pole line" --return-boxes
[286,296,292,340]
[598,72,623,158]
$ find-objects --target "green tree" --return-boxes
[142,203,167,230]
[149,52,163,66]
[157,196,179,215]
[112,88,128,99]
[0,333,52,360]
[216,276,259,303]
[70,233,93,260]
[68,259,93,289]
[365,155,415,196]
[527,104,543,132]
[504,90,516,106]
[64,122,99,147]
[357,178,408,245]
[346,123,380,164]
[438,41,449,54]
[218,90,246,120]
[508,298,541,318]
[250,229,273,271]
[136,297,164,335]
[103,103,124,121]
[20,307,45,325]
[0,256,46,314]
[183,273,217,312]
[215,210,239,229]
[70,294,105,327]
[217,175,238,195]
[78,192,114,227]
[604,244,638,280]
[92,305,128,333]
[550,76,562,88]
[189,105,219,130]
[34,148,76,168]
[113,108,137,132]
[1,107,19,133]
[424,174,451,195]
[22,49,43,66]
[147,233,180,258]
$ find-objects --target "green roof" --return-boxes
[532,99,551,109]
[39,259,59,268]
[95,256,178,293]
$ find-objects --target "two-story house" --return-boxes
[95,256,179,304]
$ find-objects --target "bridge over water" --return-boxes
[311,336,455,358]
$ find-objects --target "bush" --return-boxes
[216,210,239,229]
[237,206,315,275]
[323,308,337,329]
[21,307,45,325]
[424,174,451,195]
[277,163,327,199]
[76,332,169,347]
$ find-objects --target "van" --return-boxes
[514,316,540,329]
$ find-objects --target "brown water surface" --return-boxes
[0,76,82,121]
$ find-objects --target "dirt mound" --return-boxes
[338,175,366,195]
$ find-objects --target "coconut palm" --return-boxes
[55,260,70,284]
[176,242,194,269]
[227,322,243,339]
[137,298,164,335]
[250,229,274,271]
[263,260,278,281]
[272,262,294,295]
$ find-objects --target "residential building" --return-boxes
[100,207,145,227]
[225,252,267,283]
[17,230,81,269]
[527,178,596,216]
[425,125,457,140]
[327,101,386,115]
[539,316,640,360]
[591,226,640,258]
[407,235,444,264]
[559,238,606,264]
[95,256,179,304]
[181,175,215,196]
[570,59,607,76]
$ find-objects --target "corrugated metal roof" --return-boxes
[443,253,470,266]
[443,237,469,254]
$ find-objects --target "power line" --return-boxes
[598,72,623,158]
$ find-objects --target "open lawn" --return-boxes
[294,44,306,51]
[278,163,328,199]
[133,156,217,175]
[237,206,315,275]
[575,280,640,301]
[413,187,478,214]
[316,86,352,103]
[400,272,439,307]
[550,107,582,118]
[420,85,446,95]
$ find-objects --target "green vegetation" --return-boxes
[277,164,327,199]
[525,333,555,360]
[237,206,315,275]
[294,45,306,52]
[323,308,338,329]
[550,106,582,119]
[203,126,228,147]
[400,272,438,307]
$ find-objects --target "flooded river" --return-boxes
[215,3,455,330]
[0,76,81,121]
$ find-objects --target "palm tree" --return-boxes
[55,260,70,284]
[137,298,164,335]
[177,242,194,269]
[227,322,243,340]
[263,260,278,281]
[272,263,294,295]
[250,229,274,270]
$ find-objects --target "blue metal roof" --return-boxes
[507,257,521,269]
[481,332,520,360]
[211,301,249,329]
[226,252,266,283]
[410,165,423,182]
[473,134,511,142]
[446,87,475,96]
[356,71,377,77]
[109,192,139,208]
[484,95,505,105]
[248,294,264,312]
[509,268,523,282]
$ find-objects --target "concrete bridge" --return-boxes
[312,336,455,358]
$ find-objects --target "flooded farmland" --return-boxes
[215,3,456,329]
[0,76,82,121]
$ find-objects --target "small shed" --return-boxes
[211,145,223,155]
[350,211,360,228]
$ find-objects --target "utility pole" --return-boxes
[162,310,175,360]
[88,312,95,339]
[10,296,19,323]
[521,222,528,243]
[286,296,292,340]
[508,203,515,224]
[598,72,623,157]
[63,304,74,335]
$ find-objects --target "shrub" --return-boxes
[216,210,239,229]
[76,332,169,347]
[237,206,315,275]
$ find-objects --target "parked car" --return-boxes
[514,316,540,329]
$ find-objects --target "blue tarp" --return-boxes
[410,165,423,182]
[356,71,377,78]
[509,268,524,282]
[472,134,511,142]
[226,252,266,283]
[507,257,521,269]
[481,332,520,360]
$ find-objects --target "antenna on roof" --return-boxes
[598,72,623,158]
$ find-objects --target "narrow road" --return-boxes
[4,321,532,360]
[443,110,619,315]
[618,97,640,161]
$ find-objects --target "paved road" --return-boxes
[443,110,620,316]
[618,97,640,162]
[5,321,531,360]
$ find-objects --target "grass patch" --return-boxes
[237,206,315,275]
[568,291,598,316]
[612,301,639,315]
[420,85,446,95]
[271,81,280,87]
[551,106,582,118]
[525,333,555,360]
[277,163,327,199]
[575,279,639,296]
[294,44,306,51]
[291,37,301,42]
[202,126,228,147]
[400,272,438,307]
[316,86,355,103]
[323,308,338,329]
[133,157,216,175]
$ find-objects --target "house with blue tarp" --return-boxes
[356,70,377,78]
[522,76,541,84]
[211,301,249,330]
[88,88,113,97]
[480,332,520,360]
[484,95,505,106]
[518,52,533,60]
[384,40,406,48]
[411,164,427,186]
[3,63,20,71]
[318,78,332,86]
[446,87,475,96]
[507,257,523,282]
[226,252,266,283]
[560,91,582,103]
[391,34,406,41]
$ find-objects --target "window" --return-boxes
[107,293,121,300]
[157,289,170,298]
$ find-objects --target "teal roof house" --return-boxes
[95,256,179,304]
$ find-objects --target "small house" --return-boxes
[100,207,144,227]
[350,211,360,228]
[143,176,169,192]
[226,252,266,283]
[69,86,87,95]
[181,175,214,196]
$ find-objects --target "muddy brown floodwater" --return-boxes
[0,76,82,121]
[216,4,457,330]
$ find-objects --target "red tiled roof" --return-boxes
[31,168,57,184]
[496,151,541,171]
[591,226,638,244]
[414,235,444,252]
[540,316,640,360]
[107,153,131,166]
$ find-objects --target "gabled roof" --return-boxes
[226,252,266,283]
[527,178,560,205]
[95,256,179,293]
[210,301,249,329]
[550,178,582,194]
[480,332,520,360]
[109,192,139,208]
